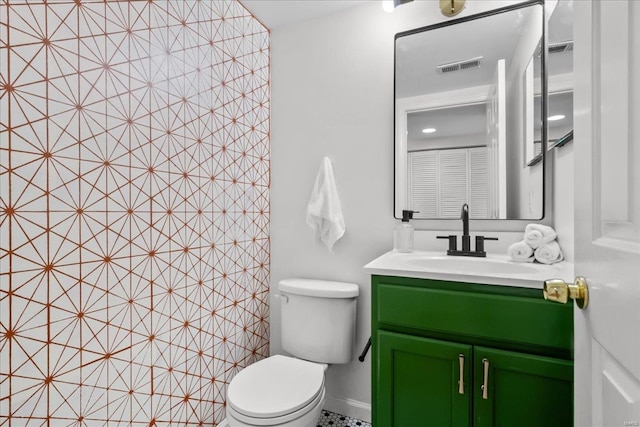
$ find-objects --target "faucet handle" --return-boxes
[437,235,457,252]
[475,236,498,253]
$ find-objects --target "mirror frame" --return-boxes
[394,0,547,220]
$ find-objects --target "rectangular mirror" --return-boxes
[394,1,546,220]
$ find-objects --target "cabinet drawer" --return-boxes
[375,280,572,351]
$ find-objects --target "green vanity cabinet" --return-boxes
[377,331,472,426]
[371,275,573,427]
[473,347,573,427]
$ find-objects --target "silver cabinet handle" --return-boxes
[458,354,465,394]
[481,358,489,399]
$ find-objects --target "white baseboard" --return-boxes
[323,395,372,423]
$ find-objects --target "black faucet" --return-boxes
[461,203,470,252]
[437,203,498,257]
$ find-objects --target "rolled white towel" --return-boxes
[534,241,564,265]
[507,241,534,263]
[524,224,557,249]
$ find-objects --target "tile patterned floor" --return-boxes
[317,410,371,427]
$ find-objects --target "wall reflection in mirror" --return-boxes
[527,0,574,165]
[546,0,573,150]
[395,1,546,220]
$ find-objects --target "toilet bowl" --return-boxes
[225,278,359,427]
[226,355,326,427]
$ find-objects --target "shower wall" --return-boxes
[0,1,270,425]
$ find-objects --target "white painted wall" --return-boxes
[551,143,574,262]
[270,0,573,421]
[505,5,544,219]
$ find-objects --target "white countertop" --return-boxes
[363,250,574,289]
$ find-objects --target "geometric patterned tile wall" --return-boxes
[0,1,270,425]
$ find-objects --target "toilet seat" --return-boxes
[227,355,325,423]
[227,386,325,426]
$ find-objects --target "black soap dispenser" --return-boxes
[394,210,416,253]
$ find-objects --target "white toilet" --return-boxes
[224,278,359,427]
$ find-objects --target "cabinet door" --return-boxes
[377,331,472,427]
[474,346,573,427]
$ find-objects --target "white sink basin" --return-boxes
[406,255,539,275]
[363,250,574,289]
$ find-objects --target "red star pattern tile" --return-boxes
[0,1,270,425]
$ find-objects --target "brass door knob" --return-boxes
[543,276,589,309]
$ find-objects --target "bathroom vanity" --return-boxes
[364,251,574,427]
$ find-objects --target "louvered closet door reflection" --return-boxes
[469,147,489,218]
[438,150,468,218]
[408,148,489,219]
[408,151,438,217]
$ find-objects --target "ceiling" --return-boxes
[240,0,368,30]
[408,103,487,144]
[395,5,539,99]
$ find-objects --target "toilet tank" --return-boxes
[278,278,359,364]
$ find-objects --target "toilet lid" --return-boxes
[227,355,325,419]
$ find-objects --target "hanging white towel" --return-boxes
[507,241,535,263]
[534,241,564,265]
[306,157,345,252]
[523,224,557,249]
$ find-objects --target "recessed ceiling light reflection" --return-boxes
[382,1,395,12]
[422,128,436,134]
[548,115,565,121]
